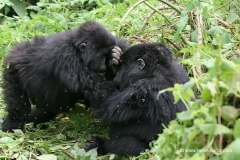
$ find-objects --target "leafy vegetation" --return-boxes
[0,0,239,159]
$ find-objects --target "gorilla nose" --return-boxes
[98,69,106,75]
[98,65,106,75]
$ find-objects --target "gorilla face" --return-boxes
[114,43,172,90]
[74,22,118,76]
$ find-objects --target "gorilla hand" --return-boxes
[111,46,123,74]
[111,46,123,65]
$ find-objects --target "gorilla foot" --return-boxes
[2,118,25,132]
[84,136,106,155]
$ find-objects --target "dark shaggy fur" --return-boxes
[1,21,129,132]
[84,43,189,156]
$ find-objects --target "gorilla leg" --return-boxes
[105,136,149,156]
[26,108,58,126]
[85,136,148,156]
[2,69,31,132]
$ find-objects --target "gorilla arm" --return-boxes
[92,79,186,125]
[92,80,153,123]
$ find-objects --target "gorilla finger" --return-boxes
[112,52,120,60]
[112,46,123,56]
[112,58,119,65]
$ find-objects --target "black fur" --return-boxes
[84,43,189,156]
[1,21,129,132]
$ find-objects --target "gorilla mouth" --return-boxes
[98,70,106,76]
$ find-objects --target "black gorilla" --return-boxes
[1,21,129,132]
[84,43,189,156]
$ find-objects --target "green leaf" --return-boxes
[186,2,195,12]
[85,148,98,160]
[207,26,222,35]
[177,110,192,121]
[222,58,236,70]
[67,105,92,129]
[176,15,188,33]
[234,119,240,139]
[10,0,26,17]
[226,12,239,24]
[222,139,240,160]
[198,124,232,135]
[37,154,57,160]
[221,32,231,44]
[207,82,216,96]
[221,106,240,121]
[202,6,209,18]
[191,29,198,42]
[129,0,139,5]
[201,88,212,102]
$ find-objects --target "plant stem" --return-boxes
[117,0,146,36]
[158,0,181,14]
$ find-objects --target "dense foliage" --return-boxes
[0,0,239,159]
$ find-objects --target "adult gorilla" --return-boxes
[1,21,128,132]
[85,43,189,156]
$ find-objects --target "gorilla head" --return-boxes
[114,43,181,90]
[72,22,119,74]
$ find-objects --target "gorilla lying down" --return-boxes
[1,21,129,132]
[84,43,189,156]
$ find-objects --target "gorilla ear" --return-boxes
[79,43,86,52]
[137,58,145,70]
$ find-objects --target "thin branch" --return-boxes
[158,0,181,14]
[215,0,232,10]
[213,15,235,34]
[144,2,171,24]
[144,2,188,45]
[195,8,203,76]
[164,37,181,51]
[116,0,146,36]
[141,5,171,31]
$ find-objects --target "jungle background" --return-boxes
[0,0,239,159]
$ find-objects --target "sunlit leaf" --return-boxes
[226,12,239,24]
[198,124,232,135]
[176,15,188,33]
[10,0,26,17]
[177,110,192,121]
[234,119,240,139]
[221,106,240,121]
[222,139,240,160]
[201,88,212,102]
[37,154,57,160]
[221,32,231,45]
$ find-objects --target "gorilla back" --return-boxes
[85,43,189,156]
[1,21,128,132]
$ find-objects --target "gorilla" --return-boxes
[1,21,129,132]
[84,43,189,156]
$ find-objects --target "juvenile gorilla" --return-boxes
[1,21,129,132]
[85,43,189,156]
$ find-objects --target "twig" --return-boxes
[195,8,203,76]
[144,2,188,45]
[141,5,171,31]
[62,151,76,159]
[116,0,146,36]
[216,0,232,10]
[213,15,235,34]
[144,2,171,24]
[164,37,181,51]
[158,0,181,14]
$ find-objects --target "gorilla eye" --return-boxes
[137,58,145,70]
[79,43,86,52]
